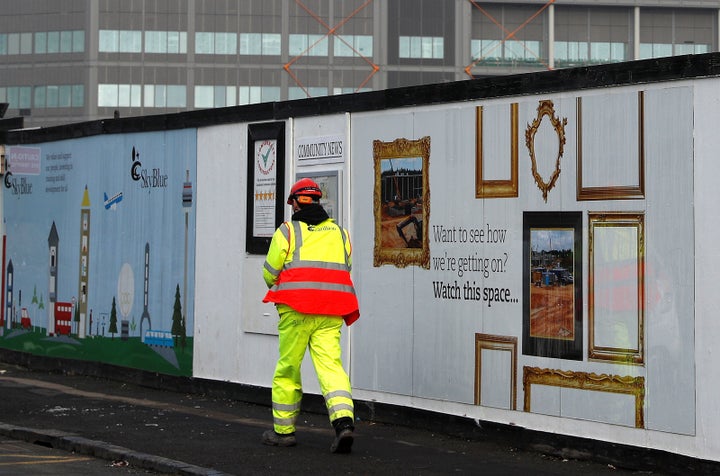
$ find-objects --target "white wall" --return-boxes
[193,77,720,462]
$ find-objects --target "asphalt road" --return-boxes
[0,438,165,475]
[0,362,667,476]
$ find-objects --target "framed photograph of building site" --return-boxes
[373,136,430,269]
[523,211,582,360]
[475,103,519,198]
[588,212,645,365]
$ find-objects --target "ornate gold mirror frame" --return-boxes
[525,100,567,202]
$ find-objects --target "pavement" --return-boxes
[0,358,710,476]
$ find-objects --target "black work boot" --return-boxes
[262,429,297,447]
[330,417,354,454]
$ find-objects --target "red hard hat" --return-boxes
[287,178,322,204]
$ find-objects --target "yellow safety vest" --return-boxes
[263,219,360,325]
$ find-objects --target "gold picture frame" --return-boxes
[576,92,645,200]
[476,103,519,198]
[474,333,517,410]
[373,137,430,269]
[588,212,645,365]
[523,366,645,429]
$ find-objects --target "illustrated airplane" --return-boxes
[104,191,123,210]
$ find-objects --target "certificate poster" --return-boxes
[253,138,278,237]
[246,122,285,254]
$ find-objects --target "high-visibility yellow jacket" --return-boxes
[263,219,360,326]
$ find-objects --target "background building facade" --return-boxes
[0,0,717,128]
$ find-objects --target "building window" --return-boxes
[334,35,373,57]
[239,33,281,55]
[7,33,20,55]
[554,41,588,63]
[34,86,46,107]
[553,6,628,66]
[34,32,47,53]
[216,33,237,54]
[471,4,548,67]
[195,32,237,54]
[167,32,187,54]
[59,31,73,53]
[58,85,72,107]
[194,86,237,108]
[98,84,141,107]
[34,85,79,108]
[72,30,85,52]
[471,39,542,62]
[145,31,187,54]
[332,87,371,95]
[47,31,60,53]
[195,32,213,54]
[0,86,32,109]
[47,86,59,107]
[289,34,329,56]
[0,30,78,56]
[20,33,32,54]
[398,36,444,59]
[72,85,84,106]
[640,8,713,59]
[99,30,142,53]
[238,86,280,105]
[166,85,186,107]
[143,85,189,107]
[288,86,328,100]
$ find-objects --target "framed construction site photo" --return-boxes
[373,136,430,269]
[522,211,582,360]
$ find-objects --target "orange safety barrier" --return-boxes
[284,0,379,97]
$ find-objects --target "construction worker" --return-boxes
[261,178,359,453]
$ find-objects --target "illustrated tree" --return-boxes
[109,297,118,339]
[180,315,187,353]
[171,284,183,347]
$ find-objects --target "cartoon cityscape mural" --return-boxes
[0,131,197,376]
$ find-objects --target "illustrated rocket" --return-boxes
[48,221,58,335]
[77,186,90,338]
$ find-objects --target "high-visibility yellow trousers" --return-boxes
[271,307,354,435]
